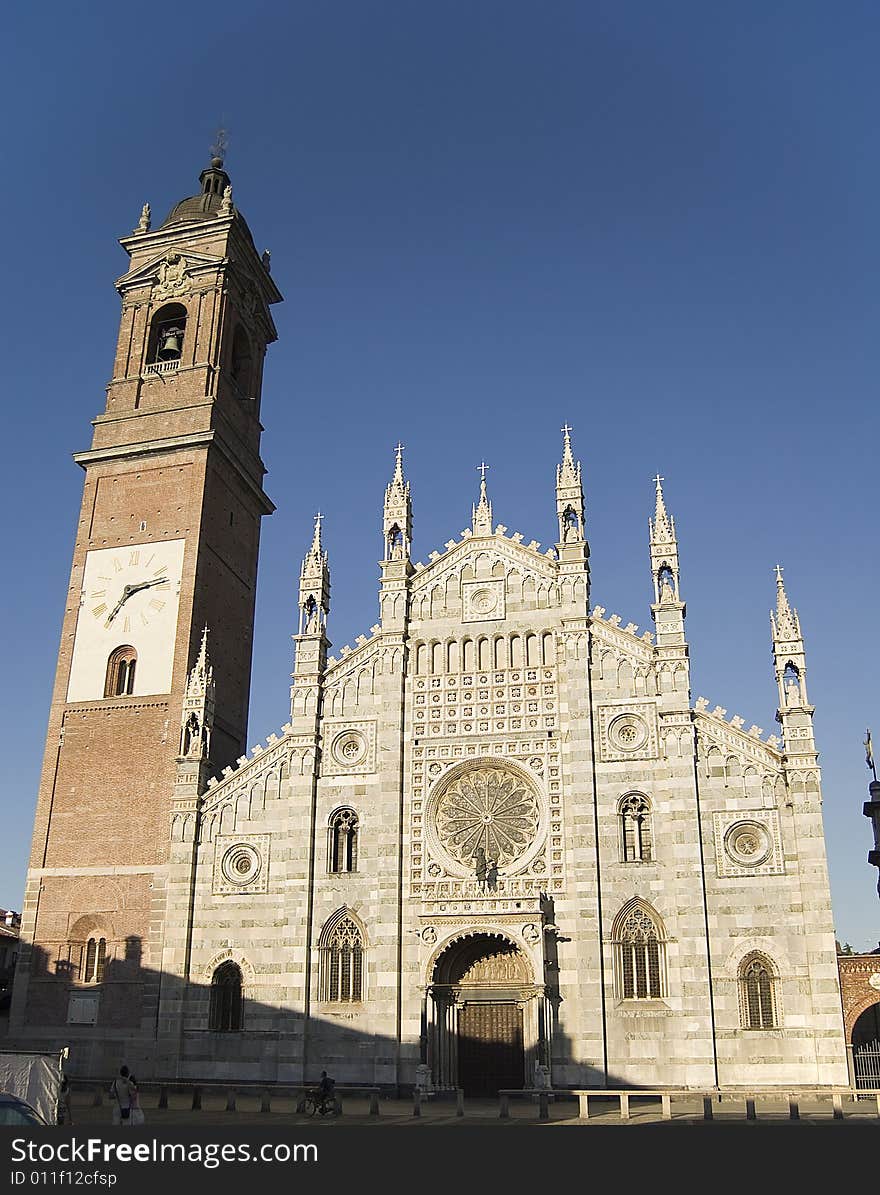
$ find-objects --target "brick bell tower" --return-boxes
[11,154,282,1064]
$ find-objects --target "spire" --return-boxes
[298,513,330,635]
[770,566,812,726]
[557,423,581,489]
[383,442,413,562]
[771,564,801,642]
[186,625,213,698]
[555,425,585,547]
[649,473,681,607]
[651,474,675,543]
[472,462,493,536]
[180,626,214,762]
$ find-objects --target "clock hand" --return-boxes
[104,577,168,627]
[104,584,133,627]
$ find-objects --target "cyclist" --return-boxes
[310,1070,336,1113]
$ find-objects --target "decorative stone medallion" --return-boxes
[321,719,377,775]
[713,810,784,878]
[597,702,659,762]
[426,760,544,877]
[724,820,772,867]
[213,834,271,895]
[462,579,506,623]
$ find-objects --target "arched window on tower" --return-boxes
[613,903,667,1000]
[739,953,777,1029]
[105,646,137,698]
[209,962,243,1032]
[328,809,359,873]
[319,912,365,1003]
[561,505,580,542]
[145,303,187,375]
[230,325,253,396]
[619,793,653,862]
[83,937,107,984]
[387,524,404,560]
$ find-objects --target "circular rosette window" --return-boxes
[427,761,545,877]
[470,588,498,616]
[221,843,262,886]
[331,730,367,768]
[608,713,649,754]
[724,820,772,868]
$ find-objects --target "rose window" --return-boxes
[434,765,541,870]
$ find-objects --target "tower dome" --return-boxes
[161,157,232,227]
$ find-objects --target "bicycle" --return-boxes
[302,1091,339,1117]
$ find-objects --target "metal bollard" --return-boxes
[832,1093,843,1120]
[788,1095,799,1120]
[456,1088,464,1118]
[499,1092,510,1119]
[92,1086,103,1107]
[413,1089,421,1117]
[369,1091,379,1116]
[702,1096,713,1121]
[745,1098,756,1121]
[191,1087,202,1110]
[226,1088,236,1112]
[157,1087,168,1110]
[538,1091,549,1120]
[578,1093,590,1120]
[260,1089,271,1113]
[619,1092,630,1120]
[661,1094,671,1120]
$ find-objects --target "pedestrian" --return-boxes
[56,1075,73,1126]
[128,1074,145,1126]
[109,1065,133,1126]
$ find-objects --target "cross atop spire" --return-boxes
[556,424,581,489]
[311,511,323,553]
[771,563,801,643]
[650,473,674,544]
[472,461,493,536]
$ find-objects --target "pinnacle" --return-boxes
[556,424,581,487]
[771,564,800,641]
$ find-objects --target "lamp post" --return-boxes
[864,730,880,898]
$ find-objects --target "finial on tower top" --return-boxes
[771,563,800,641]
[393,442,405,483]
[473,462,493,535]
[210,127,228,167]
[311,511,323,551]
[774,563,784,585]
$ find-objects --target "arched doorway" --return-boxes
[427,932,544,1096]
[852,1002,880,1089]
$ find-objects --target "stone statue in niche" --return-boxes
[786,678,800,706]
[183,712,201,756]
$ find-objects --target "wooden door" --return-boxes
[457,1002,524,1095]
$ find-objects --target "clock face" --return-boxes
[67,540,186,702]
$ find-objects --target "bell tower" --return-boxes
[11,155,282,1051]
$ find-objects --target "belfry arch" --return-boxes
[425,930,546,1095]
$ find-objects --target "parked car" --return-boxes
[0,1093,49,1126]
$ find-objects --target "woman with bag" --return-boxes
[109,1065,133,1126]
[128,1074,145,1126]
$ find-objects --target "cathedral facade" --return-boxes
[11,162,848,1092]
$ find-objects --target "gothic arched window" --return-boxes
[328,809,359,873]
[105,646,137,697]
[739,954,777,1029]
[146,302,187,370]
[83,937,107,984]
[619,794,653,862]
[209,962,243,1032]
[319,912,365,1003]
[613,903,666,1000]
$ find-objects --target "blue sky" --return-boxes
[1,1,878,948]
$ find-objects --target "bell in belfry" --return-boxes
[158,327,183,359]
